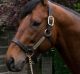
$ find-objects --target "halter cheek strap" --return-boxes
[33,15,55,50]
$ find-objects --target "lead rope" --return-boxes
[29,56,33,74]
[27,54,34,74]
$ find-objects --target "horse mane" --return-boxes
[19,0,41,19]
[61,5,80,17]
[50,1,80,17]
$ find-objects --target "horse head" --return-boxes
[6,0,57,72]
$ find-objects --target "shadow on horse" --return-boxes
[5,0,80,74]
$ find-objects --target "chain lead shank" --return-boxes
[28,55,34,74]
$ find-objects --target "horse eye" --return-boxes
[32,21,40,26]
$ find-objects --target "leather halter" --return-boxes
[12,4,54,54]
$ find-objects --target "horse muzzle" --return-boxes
[6,57,26,72]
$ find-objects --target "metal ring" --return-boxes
[26,51,34,57]
[44,29,51,37]
[48,16,54,26]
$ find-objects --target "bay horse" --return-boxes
[6,0,80,74]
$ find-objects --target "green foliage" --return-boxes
[53,49,71,74]
[73,3,80,12]
[44,49,71,74]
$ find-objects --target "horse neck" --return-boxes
[49,2,80,74]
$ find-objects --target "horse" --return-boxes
[5,0,80,74]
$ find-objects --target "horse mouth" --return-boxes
[7,63,24,72]
[8,66,22,72]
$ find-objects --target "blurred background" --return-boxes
[0,0,80,74]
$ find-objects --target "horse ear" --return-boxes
[41,0,48,5]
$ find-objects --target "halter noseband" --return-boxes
[12,3,54,55]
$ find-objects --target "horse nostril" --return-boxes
[6,57,15,71]
[8,57,14,65]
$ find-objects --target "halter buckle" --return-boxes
[48,16,54,26]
